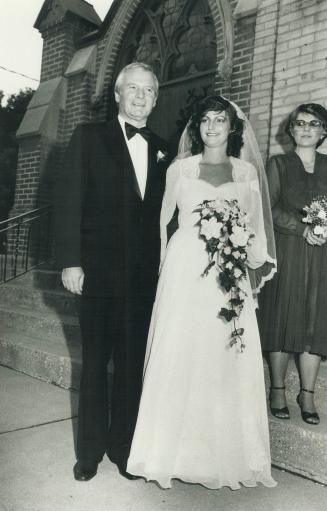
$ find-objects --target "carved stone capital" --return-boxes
[218,57,233,82]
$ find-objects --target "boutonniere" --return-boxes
[157,150,168,162]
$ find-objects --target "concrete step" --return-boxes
[1,268,327,485]
[12,267,63,290]
[0,280,78,316]
[264,359,327,484]
[0,333,114,392]
[269,402,327,485]
[0,334,82,390]
[0,306,81,346]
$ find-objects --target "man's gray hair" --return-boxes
[114,62,159,97]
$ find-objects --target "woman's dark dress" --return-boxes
[259,152,327,357]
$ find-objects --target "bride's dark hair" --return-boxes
[188,96,244,157]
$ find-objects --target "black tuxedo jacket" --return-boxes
[55,117,168,298]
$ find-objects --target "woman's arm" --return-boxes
[159,159,181,265]
[267,156,306,236]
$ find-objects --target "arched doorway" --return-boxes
[114,0,217,151]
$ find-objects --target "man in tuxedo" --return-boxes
[55,62,168,481]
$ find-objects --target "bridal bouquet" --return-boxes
[196,198,254,351]
[302,196,327,238]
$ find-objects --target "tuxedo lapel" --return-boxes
[105,119,143,200]
[122,136,143,200]
[144,142,157,201]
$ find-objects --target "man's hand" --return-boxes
[62,267,85,295]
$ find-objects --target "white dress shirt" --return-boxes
[118,115,148,199]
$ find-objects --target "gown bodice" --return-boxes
[177,174,237,229]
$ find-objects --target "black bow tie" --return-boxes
[125,122,151,141]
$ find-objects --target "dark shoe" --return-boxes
[73,461,98,481]
[296,388,320,425]
[118,466,142,481]
[269,386,290,420]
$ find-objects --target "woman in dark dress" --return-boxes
[259,103,327,425]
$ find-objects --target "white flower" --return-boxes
[157,150,166,162]
[201,207,211,217]
[223,246,232,255]
[225,261,233,270]
[200,218,223,239]
[314,225,324,235]
[229,226,250,247]
[234,268,243,278]
[233,250,241,259]
[317,209,327,220]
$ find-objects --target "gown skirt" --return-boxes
[127,176,276,490]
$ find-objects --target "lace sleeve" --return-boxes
[160,159,181,265]
[267,156,306,236]
[246,177,268,269]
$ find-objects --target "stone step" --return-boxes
[269,402,327,485]
[0,333,113,392]
[0,306,81,346]
[0,280,78,316]
[12,267,63,290]
[1,332,326,485]
[1,268,327,485]
[0,334,82,390]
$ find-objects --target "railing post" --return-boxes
[0,205,54,285]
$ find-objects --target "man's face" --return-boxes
[115,67,157,126]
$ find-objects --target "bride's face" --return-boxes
[200,110,231,149]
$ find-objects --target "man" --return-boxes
[55,62,168,481]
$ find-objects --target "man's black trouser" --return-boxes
[76,294,152,470]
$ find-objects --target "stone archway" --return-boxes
[115,0,218,145]
[92,0,234,111]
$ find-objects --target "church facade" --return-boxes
[13,0,327,215]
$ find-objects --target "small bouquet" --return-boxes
[196,198,254,351]
[302,196,327,238]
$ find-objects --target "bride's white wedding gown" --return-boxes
[127,154,276,490]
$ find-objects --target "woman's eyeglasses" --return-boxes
[293,120,324,131]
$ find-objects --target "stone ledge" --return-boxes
[269,405,327,485]
[17,77,67,141]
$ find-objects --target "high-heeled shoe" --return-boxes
[296,388,320,425]
[269,386,290,420]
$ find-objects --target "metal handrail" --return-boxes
[0,205,51,228]
[0,205,54,285]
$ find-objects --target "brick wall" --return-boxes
[229,13,256,116]
[270,0,327,156]
[62,73,93,142]
[41,15,96,82]
[249,0,280,161]
[250,0,327,161]
[14,138,42,213]
[13,11,97,214]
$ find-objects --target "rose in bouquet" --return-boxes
[302,196,327,238]
[196,198,254,351]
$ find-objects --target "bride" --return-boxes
[127,96,277,490]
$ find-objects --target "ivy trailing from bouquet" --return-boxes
[196,198,254,351]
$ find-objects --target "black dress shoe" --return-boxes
[118,466,142,481]
[73,461,98,481]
